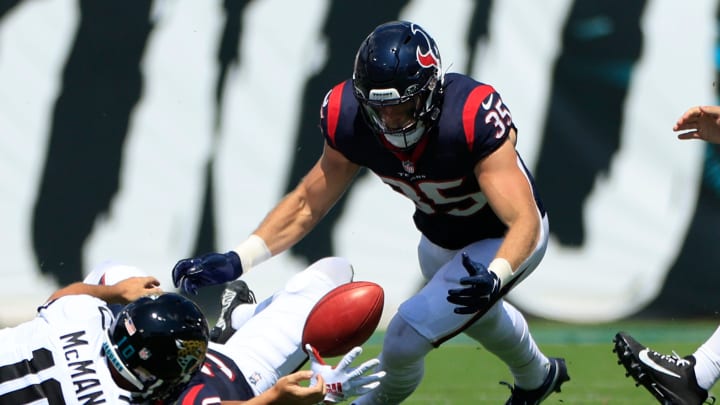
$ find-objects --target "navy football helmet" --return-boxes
[102,293,209,401]
[353,21,444,150]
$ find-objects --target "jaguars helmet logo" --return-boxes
[176,338,208,373]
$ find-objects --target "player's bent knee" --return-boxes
[306,257,354,285]
[283,257,354,295]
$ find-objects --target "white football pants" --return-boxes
[353,215,551,404]
[212,257,354,396]
[86,257,354,398]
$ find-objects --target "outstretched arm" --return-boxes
[447,136,541,315]
[173,141,360,294]
[475,137,541,284]
[674,105,720,143]
[46,276,162,304]
[251,142,360,257]
[220,371,326,405]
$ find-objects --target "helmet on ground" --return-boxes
[102,293,209,401]
[353,21,444,150]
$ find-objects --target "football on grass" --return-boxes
[302,281,384,358]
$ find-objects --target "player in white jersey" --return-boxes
[0,276,168,403]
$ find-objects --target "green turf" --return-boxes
[322,319,719,404]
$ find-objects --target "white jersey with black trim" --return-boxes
[0,295,133,404]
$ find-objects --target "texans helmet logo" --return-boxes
[412,24,440,69]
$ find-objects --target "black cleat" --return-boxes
[504,357,570,404]
[210,279,256,344]
[613,331,713,405]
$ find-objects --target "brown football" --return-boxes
[302,281,385,358]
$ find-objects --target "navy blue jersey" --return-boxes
[175,348,254,405]
[320,73,545,249]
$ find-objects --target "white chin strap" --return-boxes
[383,121,426,149]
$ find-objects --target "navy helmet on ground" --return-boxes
[103,293,209,401]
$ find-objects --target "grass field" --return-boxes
[322,319,719,404]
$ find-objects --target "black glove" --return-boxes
[172,251,243,295]
[447,252,502,315]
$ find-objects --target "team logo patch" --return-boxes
[138,347,151,360]
[175,338,208,373]
[412,24,440,69]
[326,382,343,394]
[402,160,415,174]
[247,371,262,385]
[638,349,682,378]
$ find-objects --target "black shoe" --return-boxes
[504,357,570,404]
[613,331,712,405]
[210,280,256,344]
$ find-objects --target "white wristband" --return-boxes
[488,258,514,289]
[233,234,271,273]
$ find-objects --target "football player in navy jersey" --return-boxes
[173,20,568,404]
[0,259,383,404]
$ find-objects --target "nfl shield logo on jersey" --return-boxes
[402,160,415,174]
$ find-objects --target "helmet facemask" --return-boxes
[359,75,440,150]
[353,21,444,151]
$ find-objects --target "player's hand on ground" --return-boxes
[447,252,501,315]
[674,105,720,144]
[113,276,162,303]
[306,344,385,403]
[172,251,243,295]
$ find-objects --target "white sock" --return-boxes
[693,326,720,390]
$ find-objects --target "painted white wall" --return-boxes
[0,0,714,325]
